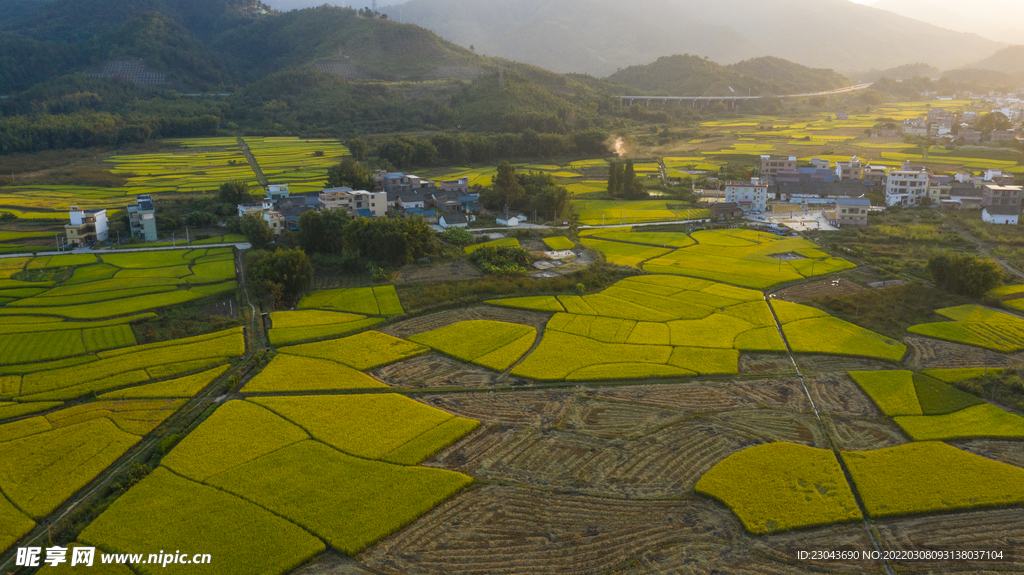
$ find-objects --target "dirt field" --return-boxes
[395,260,484,283]
[772,278,865,302]
[904,335,1024,370]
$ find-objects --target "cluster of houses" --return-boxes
[708,154,1023,227]
[64,194,158,248]
[900,107,1019,143]
[237,171,526,235]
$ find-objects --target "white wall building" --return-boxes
[724,181,769,212]
[885,167,930,207]
[982,206,1019,225]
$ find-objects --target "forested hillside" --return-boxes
[607,55,850,97]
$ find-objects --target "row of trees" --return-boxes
[606,160,647,199]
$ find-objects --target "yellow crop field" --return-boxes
[582,238,672,268]
[843,442,1024,518]
[279,331,427,371]
[98,365,230,400]
[696,443,862,534]
[487,295,566,313]
[242,354,387,393]
[848,371,922,415]
[542,236,575,250]
[206,440,473,555]
[645,229,854,289]
[908,305,1024,352]
[248,394,475,462]
[0,492,34,555]
[895,404,1024,441]
[79,467,325,575]
[409,320,537,371]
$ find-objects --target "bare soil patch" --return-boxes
[904,335,1024,370]
[372,353,528,389]
[772,278,865,302]
[875,508,1024,572]
[807,373,883,419]
[949,439,1024,469]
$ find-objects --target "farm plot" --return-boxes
[464,237,521,254]
[244,137,350,194]
[486,295,566,313]
[0,492,34,555]
[695,442,862,533]
[409,320,537,371]
[0,399,183,518]
[843,442,1024,518]
[542,236,575,250]
[268,310,383,346]
[242,354,387,393]
[908,304,1024,352]
[79,467,325,575]
[581,238,671,268]
[508,276,787,381]
[278,331,427,371]
[297,285,404,316]
[107,396,476,562]
[772,301,906,362]
[98,365,230,399]
[645,229,855,289]
[105,139,259,194]
[572,200,708,226]
[580,228,696,248]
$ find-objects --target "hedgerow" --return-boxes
[696,443,862,534]
[843,442,1024,518]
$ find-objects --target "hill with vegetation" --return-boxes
[606,55,850,97]
[969,46,1024,77]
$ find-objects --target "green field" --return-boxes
[465,237,521,254]
[581,238,672,268]
[243,354,387,393]
[573,200,708,226]
[279,331,427,371]
[297,285,404,316]
[579,228,697,248]
[542,236,575,250]
[696,443,861,534]
[775,302,906,362]
[268,309,384,346]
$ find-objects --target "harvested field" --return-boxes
[771,278,864,303]
[377,306,551,339]
[738,352,796,375]
[418,390,573,428]
[874,507,1024,572]
[586,379,811,414]
[949,439,1024,469]
[796,355,897,374]
[359,486,730,575]
[903,335,1024,370]
[825,417,907,452]
[371,353,528,389]
[807,373,884,418]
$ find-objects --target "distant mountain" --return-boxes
[851,63,940,83]
[870,0,1024,44]
[969,46,1024,77]
[320,0,1004,77]
[607,55,850,97]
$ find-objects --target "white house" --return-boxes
[439,213,470,229]
[982,206,1019,225]
[885,166,930,207]
[497,212,524,227]
[724,180,769,212]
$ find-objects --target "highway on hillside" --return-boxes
[618,83,874,106]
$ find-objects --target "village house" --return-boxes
[982,205,1020,225]
[834,198,870,227]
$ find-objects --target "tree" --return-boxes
[326,157,376,191]
[246,248,313,309]
[218,181,255,206]
[240,213,274,250]
[607,161,620,196]
[927,251,1003,297]
[492,161,525,211]
[347,138,369,162]
[296,208,349,254]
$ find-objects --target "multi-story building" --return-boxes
[319,188,387,217]
[724,180,769,212]
[960,129,982,144]
[65,207,109,247]
[810,158,830,170]
[985,170,1016,185]
[127,195,158,242]
[991,129,1018,142]
[263,210,286,235]
[982,184,1023,209]
[927,177,953,204]
[835,198,870,227]
[885,166,930,207]
[759,156,797,177]
[863,165,889,187]
[902,118,929,136]
[927,108,954,125]
[266,184,290,202]
[835,157,863,182]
